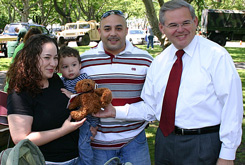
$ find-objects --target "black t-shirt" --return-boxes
[7,74,79,162]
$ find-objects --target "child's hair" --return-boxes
[58,46,81,63]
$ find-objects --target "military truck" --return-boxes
[201,9,245,46]
[57,20,100,46]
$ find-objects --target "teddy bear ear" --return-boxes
[95,83,98,89]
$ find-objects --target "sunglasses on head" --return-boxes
[101,10,124,19]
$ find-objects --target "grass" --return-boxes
[0,58,11,71]
[145,121,159,164]
[0,44,245,164]
[227,47,245,63]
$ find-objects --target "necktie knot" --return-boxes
[176,50,185,59]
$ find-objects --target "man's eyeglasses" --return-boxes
[165,20,193,30]
[101,10,124,19]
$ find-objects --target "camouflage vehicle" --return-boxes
[201,9,245,46]
[57,20,100,46]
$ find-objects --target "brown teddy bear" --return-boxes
[68,79,112,121]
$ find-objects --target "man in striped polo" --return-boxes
[80,10,153,165]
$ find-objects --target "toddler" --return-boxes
[58,46,98,165]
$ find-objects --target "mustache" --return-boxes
[108,37,120,40]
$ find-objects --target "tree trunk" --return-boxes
[21,0,29,22]
[142,0,165,49]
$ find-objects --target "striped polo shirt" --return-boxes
[80,40,153,150]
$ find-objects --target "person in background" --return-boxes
[94,1,243,165]
[14,27,27,44]
[12,28,42,63]
[58,46,99,165]
[3,28,42,92]
[80,10,153,165]
[145,30,148,43]
[147,26,154,50]
[6,34,85,164]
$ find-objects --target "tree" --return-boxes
[77,0,106,21]
[157,0,164,7]
[142,0,166,48]
[0,0,16,23]
[54,0,73,23]
[0,0,56,26]
[0,0,244,36]
[36,0,53,25]
[9,0,46,22]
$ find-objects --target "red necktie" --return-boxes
[160,49,185,136]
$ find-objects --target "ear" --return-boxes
[79,63,82,70]
[98,27,101,35]
[159,23,165,35]
[193,16,198,27]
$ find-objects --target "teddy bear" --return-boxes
[68,79,112,121]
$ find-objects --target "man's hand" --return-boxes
[93,104,116,118]
[90,126,98,141]
[216,158,234,165]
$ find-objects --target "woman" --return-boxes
[6,34,85,164]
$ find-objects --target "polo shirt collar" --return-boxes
[97,40,133,56]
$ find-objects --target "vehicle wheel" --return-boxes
[81,34,90,46]
[3,49,7,58]
[212,34,226,46]
[141,39,145,45]
[2,44,7,57]
[58,37,65,47]
[76,37,83,46]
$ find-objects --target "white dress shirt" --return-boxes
[116,35,243,160]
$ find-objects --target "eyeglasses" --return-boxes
[101,10,124,19]
[165,20,193,30]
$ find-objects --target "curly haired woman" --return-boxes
[6,34,85,165]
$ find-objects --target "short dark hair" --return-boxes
[58,46,81,63]
[23,28,42,43]
[14,27,19,32]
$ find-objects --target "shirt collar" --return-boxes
[183,35,198,58]
[97,40,133,56]
[170,35,198,59]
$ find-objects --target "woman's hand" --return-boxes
[60,115,86,136]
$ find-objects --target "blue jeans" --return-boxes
[147,36,154,48]
[78,121,93,165]
[45,157,79,165]
[92,130,151,165]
